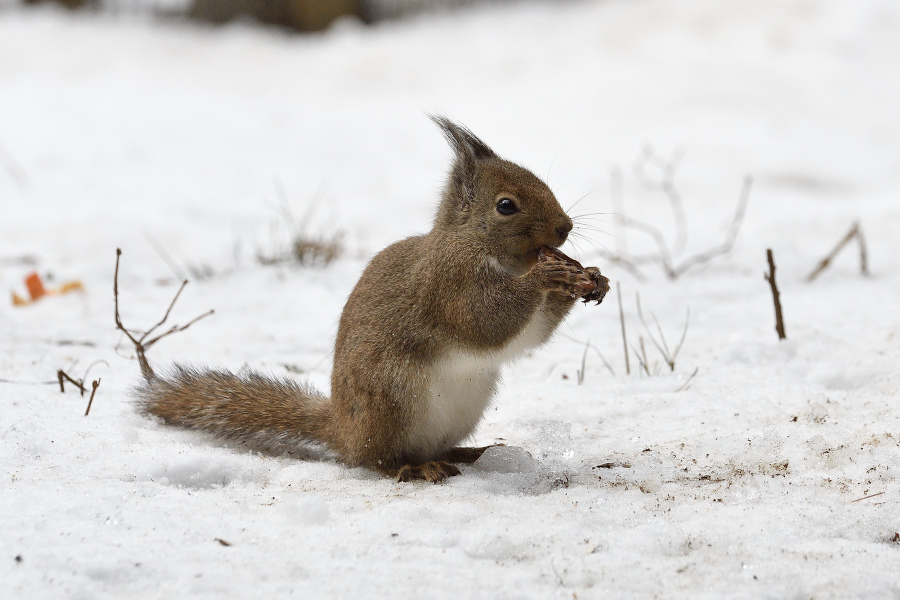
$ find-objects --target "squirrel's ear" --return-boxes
[430,115,496,161]
[430,115,496,207]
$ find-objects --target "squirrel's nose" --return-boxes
[556,220,573,243]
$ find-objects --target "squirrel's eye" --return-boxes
[496,198,519,216]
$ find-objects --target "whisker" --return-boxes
[570,211,615,218]
[566,188,597,214]
[569,231,618,257]
[572,224,614,236]
[546,151,560,184]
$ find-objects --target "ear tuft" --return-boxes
[429,115,496,161]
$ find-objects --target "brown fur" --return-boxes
[138,117,596,483]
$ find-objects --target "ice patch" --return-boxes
[472,445,572,496]
[474,446,540,474]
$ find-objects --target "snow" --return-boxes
[2,0,899,597]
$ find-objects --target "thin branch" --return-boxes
[57,369,87,396]
[601,175,752,280]
[84,379,100,416]
[139,279,188,343]
[668,176,752,278]
[143,309,215,349]
[617,216,675,275]
[765,249,786,340]
[595,252,647,282]
[114,248,214,379]
[806,221,869,282]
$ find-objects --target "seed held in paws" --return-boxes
[538,247,610,305]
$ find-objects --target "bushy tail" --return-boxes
[137,365,333,448]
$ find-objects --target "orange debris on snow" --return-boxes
[10,271,84,306]
[25,272,47,300]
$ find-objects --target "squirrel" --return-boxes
[138,117,608,483]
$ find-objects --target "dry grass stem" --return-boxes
[850,491,885,503]
[674,367,700,392]
[617,282,630,375]
[806,221,869,282]
[635,292,690,371]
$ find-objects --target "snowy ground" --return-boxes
[2,0,899,597]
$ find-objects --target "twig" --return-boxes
[143,309,215,350]
[850,491,884,503]
[806,221,869,282]
[57,370,87,396]
[597,253,647,282]
[765,249,786,340]
[84,379,100,416]
[114,248,214,380]
[114,249,152,378]
[600,175,752,280]
[667,176,752,278]
[617,282,630,375]
[674,367,699,392]
[594,461,631,469]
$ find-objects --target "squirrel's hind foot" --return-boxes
[395,461,462,484]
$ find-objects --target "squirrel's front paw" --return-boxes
[538,247,609,304]
[582,266,610,305]
[535,261,595,298]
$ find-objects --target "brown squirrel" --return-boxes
[138,117,608,483]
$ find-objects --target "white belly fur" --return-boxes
[405,301,553,460]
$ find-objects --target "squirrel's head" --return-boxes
[431,116,573,275]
